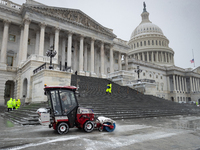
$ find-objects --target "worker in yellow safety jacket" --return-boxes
[106,83,112,95]
[12,99,16,110]
[7,98,13,112]
[16,99,21,110]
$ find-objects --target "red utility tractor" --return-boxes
[37,85,116,134]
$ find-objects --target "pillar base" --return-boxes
[90,72,97,77]
[78,70,85,76]
[0,63,7,70]
[100,74,107,78]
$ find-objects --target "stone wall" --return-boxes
[31,69,71,103]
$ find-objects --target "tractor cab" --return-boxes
[45,86,78,128]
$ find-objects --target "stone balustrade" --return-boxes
[107,70,134,79]
[0,0,21,10]
[20,54,57,68]
[7,65,17,72]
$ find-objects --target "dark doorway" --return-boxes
[4,81,15,105]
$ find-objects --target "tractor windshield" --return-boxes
[49,89,77,116]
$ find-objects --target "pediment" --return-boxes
[193,66,200,74]
[23,5,116,37]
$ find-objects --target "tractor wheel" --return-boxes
[104,122,116,132]
[57,122,69,134]
[84,121,94,133]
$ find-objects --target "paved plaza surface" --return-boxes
[0,110,200,150]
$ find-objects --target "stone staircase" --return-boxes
[2,102,48,125]
[2,74,200,125]
[71,75,200,120]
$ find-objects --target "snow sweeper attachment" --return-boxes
[36,85,116,134]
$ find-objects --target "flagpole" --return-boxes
[192,49,195,67]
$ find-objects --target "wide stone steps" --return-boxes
[2,74,200,125]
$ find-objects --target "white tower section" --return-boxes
[128,4,174,66]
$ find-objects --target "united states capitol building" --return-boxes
[0,0,200,105]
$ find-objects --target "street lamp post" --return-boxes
[46,45,57,69]
[135,65,142,80]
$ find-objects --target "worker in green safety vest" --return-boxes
[7,98,13,112]
[12,99,16,110]
[16,99,21,110]
[106,83,112,95]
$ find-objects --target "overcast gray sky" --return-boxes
[11,0,200,69]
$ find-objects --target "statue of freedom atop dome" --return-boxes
[143,2,147,12]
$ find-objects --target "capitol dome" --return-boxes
[128,3,174,67]
[131,22,163,40]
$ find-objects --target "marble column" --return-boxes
[84,43,88,72]
[198,79,200,92]
[182,77,184,92]
[190,77,193,92]
[195,78,198,92]
[156,51,159,62]
[78,35,84,75]
[61,37,66,68]
[184,78,187,92]
[54,27,60,64]
[193,77,196,92]
[73,40,78,72]
[151,52,154,62]
[49,33,54,47]
[147,51,149,62]
[173,75,176,92]
[34,30,40,55]
[90,38,96,76]
[165,52,167,63]
[38,23,46,56]
[142,52,145,61]
[67,32,72,70]
[100,42,106,78]
[167,76,170,91]
[21,19,31,62]
[0,20,10,65]
[161,52,164,62]
[179,76,182,92]
[138,53,140,60]
[176,75,179,92]
[167,53,170,63]
[118,52,122,71]
[125,54,128,71]
[110,45,114,73]
[172,54,174,64]
[17,26,24,67]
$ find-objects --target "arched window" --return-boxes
[148,40,150,45]
[156,40,158,45]
[152,40,154,45]
[134,43,136,48]
[137,42,139,47]
[140,42,142,46]
[144,41,146,46]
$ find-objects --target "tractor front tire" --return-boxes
[57,122,69,134]
[84,121,94,133]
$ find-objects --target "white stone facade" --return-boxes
[0,0,199,105]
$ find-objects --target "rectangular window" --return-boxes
[7,56,13,66]
[9,34,16,42]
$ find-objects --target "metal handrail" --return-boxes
[33,63,46,74]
